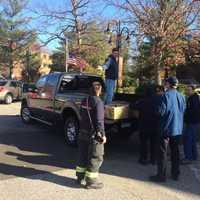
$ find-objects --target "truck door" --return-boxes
[28,75,48,119]
[41,73,60,122]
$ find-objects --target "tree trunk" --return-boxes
[155,64,162,85]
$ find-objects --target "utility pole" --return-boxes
[26,49,30,83]
[9,40,13,79]
[65,37,69,72]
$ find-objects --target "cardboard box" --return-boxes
[105,102,129,120]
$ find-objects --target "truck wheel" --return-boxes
[64,116,79,146]
[21,105,32,124]
[119,127,133,139]
[119,121,138,139]
[5,94,13,104]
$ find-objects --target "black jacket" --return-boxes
[185,93,200,124]
[79,96,105,141]
[134,96,158,133]
[105,55,118,80]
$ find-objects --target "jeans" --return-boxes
[105,79,116,105]
[183,124,199,160]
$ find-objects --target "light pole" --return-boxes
[65,37,69,72]
[26,48,30,83]
[105,20,135,88]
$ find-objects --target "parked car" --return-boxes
[20,72,139,146]
[0,80,23,104]
[179,79,200,87]
[0,75,6,80]
[179,79,200,94]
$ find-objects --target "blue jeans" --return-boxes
[105,79,116,105]
[183,124,199,160]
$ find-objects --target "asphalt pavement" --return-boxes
[0,102,200,200]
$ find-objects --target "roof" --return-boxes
[0,79,22,82]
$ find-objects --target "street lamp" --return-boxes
[105,20,134,51]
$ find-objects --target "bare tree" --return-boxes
[105,0,200,83]
[31,0,92,71]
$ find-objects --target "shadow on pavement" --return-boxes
[0,115,200,196]
[0,163,81,189]
[0,115,77,170]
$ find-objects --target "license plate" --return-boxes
[121,122,131,128]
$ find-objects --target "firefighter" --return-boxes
[76,81,107,189]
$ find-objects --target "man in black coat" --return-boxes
[134,87,158,165]
[182,85,200,164]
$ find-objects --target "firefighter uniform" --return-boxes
[76,95,105,187]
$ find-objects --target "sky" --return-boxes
[27,0,122,51]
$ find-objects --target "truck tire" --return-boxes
[64,116,79,146]
[118,121,138,139]
[5,94,13,104]
[118,126,133,139]
[21,105,32,124]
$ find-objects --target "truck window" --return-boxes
[46,74,60,96]
[10,81,17,87]
[58,75,77,93]
[36,76,47,88]
[77,77,90,92]
[0,81,7,86]
[46,74,59,87]
[77,76,105,92]
[16,81,22,87]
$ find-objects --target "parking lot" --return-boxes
[0,102,200,200]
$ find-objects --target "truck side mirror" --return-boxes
[28,87,38,93]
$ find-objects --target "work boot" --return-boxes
[76,178,86,186]
[181,158,192,165]
[85,181,104,189]
[149,175,166,183]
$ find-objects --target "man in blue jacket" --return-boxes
[103,48,119,104]
[150,77,186,182]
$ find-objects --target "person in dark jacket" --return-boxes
[76,81,106,189]
[182,85,200,164]
[135,87,159,165]
[103,48,119,104]
[150,77,186,182]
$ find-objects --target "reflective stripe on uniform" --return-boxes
[76,166,86,173]
[85,171,99,179]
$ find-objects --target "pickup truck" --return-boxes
[20,72,139,146]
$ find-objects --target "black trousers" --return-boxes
[157,135,181,178]
[139,131,157,163]
[76,139,104,183]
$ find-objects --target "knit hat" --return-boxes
[165,76,179,86]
